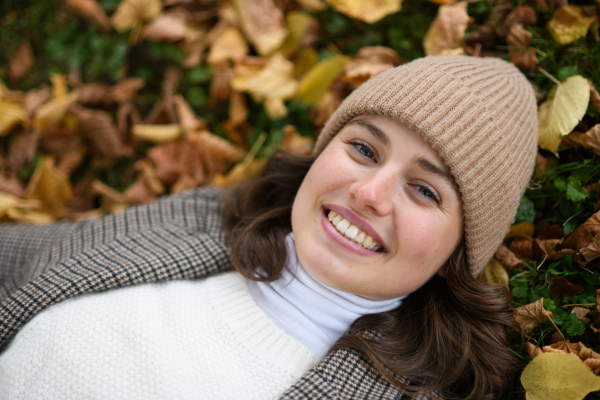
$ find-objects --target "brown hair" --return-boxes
[224,150,520,399]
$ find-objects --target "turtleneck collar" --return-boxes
[246,233,404,357]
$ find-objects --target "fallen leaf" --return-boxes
[590,82,600,115]
[231,54,298,118]
[528,341,544,359]
[571,307,591,322]
[573,125,600,155]
[174,95,208,135]
[282,125,314,155]
[296,54,348,106]
[274,12,317,58]
[71,106,132,159]
[132,124,182,143]
[6,131,39,172]
[78,83,113,108]
[207,25,249,64]
[228,90,248,127]
[188,130,245,163]
[296,0,326,12]
[548,5,595,45]
[495,244,523,271]
[0,174,25,198]
[521,353,600,400]
[343,46,401,86]
[148,140,206,187]
[110,77,146,103]
[543,341,600,374]
[112,0,162,32]
[424,0,456,5]
[423,2,470,56]
[551,276,585,301]
[66,0,111,32]
[538,75,590,154]
[51,74,69,99]
[0,97,28,136]
[579,232,600,264]
[213,158,266,187]
[504,5,537,28]
[506,221,535,239]
[327,0,402,23]
[479,258,509,288]
[24,86,52,117]
[24,157,73,219]
[231,0,287,55]
[32,91,79,132]
[507,23,538,69]
[8,39,35,83]
[514,298,553,335]
[0,191,52,224]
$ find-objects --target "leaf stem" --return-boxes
[538,67,561,86]
[546,314,566,341]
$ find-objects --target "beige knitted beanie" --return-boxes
[315,55,538,276]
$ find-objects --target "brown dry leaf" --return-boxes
[574,125,600,155]
[78,83,113,108]
[327,0,402,23]
[209,63,235,108]
[112,0,162,32]
[572,307,591,322]
[521,352,600,400]
[296,0,326,12]
[188,130,246,163]
[24,157,73,219]
[174,95,208,135]
[148,140,206,187]
[504,5,536,29]
[231,54,298,119]
[228,90,249,127]
[514,298,553,335]
[91,180,128,212]
[343,46,401,86]
[590,82,600,115]
[563,211,600,251]
[0,174,25,198]
[495,244,523,271]
[133,160,165,197]
[56,150,85,176]
[6,131,39,172]
[207,26,249,64]
[282,125,314,155]
[141,12,204,43]
[507,23,538,69]
[548,5,595,45]
[479,258,509,288]
[423,2,470,56]
[132,124,182,143]
[32,91,79,132]
[71,106,132,159]
[528,341,544,360]
[66,0,111,32]
[580,232,600,264]
[213,158,266,187]
[111,77,146,103]
[0,97,28,137]
[9,39,35,83]
[232,0,287,55]
[551,276,584,301]
[543,341,600,374]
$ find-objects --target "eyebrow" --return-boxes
[413,156,458,191]
[346,119,390,146]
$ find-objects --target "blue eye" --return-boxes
[415,184,440,204]
[350,141,375,160]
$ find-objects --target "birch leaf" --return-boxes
[296,55,348,106]
[548,6,595,45]
[538,75,590,154]
[112,0,162,32]
[521,353,600,400]
[327,0,402,24]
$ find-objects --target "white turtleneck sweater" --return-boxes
[0,233,404,399]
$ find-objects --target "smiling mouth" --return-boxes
[326,210,383,252]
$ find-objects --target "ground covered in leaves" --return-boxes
[1,0,600,398]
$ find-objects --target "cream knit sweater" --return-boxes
[0,272,318,400]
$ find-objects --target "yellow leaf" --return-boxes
[327,0,402,24]
[274,12,316,58]
[231,54,298,119]
[293,47,318,79]
[479,258,509,288]
[232,0,287,55]
[25,157,73,219]
[296,0,326,12]
[131,124,182,143]
[212,158,266,187]
[0,97,28,136]
[423,2,470,56]
[32,91,79,132]
[521,353,600,400]
[548,6,595,45]
[296,55,348,106]
[51,74,69,99]
[207,26,249,64]
[538,75,590,154]
[111,0,162,32]
[506,221,535,239]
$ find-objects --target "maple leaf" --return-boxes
[423,2,470,56]
[521,353,600,400]
[514,298,554,335]
[327,0,402,24]
[538,75,590,154]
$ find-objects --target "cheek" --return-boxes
[399,212,460,265]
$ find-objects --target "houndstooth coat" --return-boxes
[0,187,433,400]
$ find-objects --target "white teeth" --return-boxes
[344,226,359,239]
[326,210,382,252]
[336,219,350,234]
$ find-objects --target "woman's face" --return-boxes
[291,115,464,300]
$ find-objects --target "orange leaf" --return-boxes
[327,0,402,23]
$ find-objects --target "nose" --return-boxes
[349,169,395,215]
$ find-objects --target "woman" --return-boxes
[0,55,538,399]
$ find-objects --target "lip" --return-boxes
[321,204,387,255]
